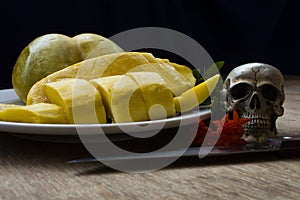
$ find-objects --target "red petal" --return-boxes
[199,120,206,126]
[193,110,249,147]
[239,118,251,125]
[232,110,239,122]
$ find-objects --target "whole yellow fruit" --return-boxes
[12,33,123,103]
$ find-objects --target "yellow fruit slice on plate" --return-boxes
[0,104,20,111]
[126,72,175,120]
[174,74,220,113]
[0,103,68,124]
[90,75,148,123]
[44,79,106,124]
[130,60,193,96]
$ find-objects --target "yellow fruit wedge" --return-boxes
[0,103,68,124]
[44,79,106,124]
[89,75,123,119]
[174,74,220,113]
[126,72,175,120]
[0,104,20,111]
[90,75,148,123]
[127,62,193,96]
[158,59,196,88]
[27,52,195,105]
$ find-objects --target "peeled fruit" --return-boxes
[91,75,148,123]
[0,103,68,124]
[90,72,175,123]
[174,74,220,113]
[12,33,123,103]
[126,72,175,120]
[0,104,20,111]
[44,79,106,124]
[27,52,195,105]
[89,75,124,120]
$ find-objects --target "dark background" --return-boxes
[1,0,300,89]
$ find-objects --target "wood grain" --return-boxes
[0,75,299,200]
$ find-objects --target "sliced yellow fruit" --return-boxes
[44,79,106,124]
[27,52,195,105]
[89,75,122,119]
[158,59,196,89]
[0,104,20,111]
[91,72,176,123]
[174,74,220,113]
[0,103,68,124]
[90,75,148,123]
[126,72,175,120]
[128,62,192,96]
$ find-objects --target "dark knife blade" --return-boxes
[68,135,300,164]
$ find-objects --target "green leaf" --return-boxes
[192,69,202,80]
[204,61,225,79]
[192,69,204,85]
[192,61,225,85]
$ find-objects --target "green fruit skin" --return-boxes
[12,33,123,103]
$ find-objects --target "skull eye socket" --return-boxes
[260,84,279,101]
[230,83,253,100]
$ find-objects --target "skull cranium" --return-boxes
[222,63,285,143]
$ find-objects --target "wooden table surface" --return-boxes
[0,75,299,200]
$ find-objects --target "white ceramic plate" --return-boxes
[0,89,211,136]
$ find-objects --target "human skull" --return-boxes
[222,63,285,143]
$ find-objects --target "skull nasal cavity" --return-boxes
[250,94,261,110]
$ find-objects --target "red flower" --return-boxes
[193,111,250,146]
